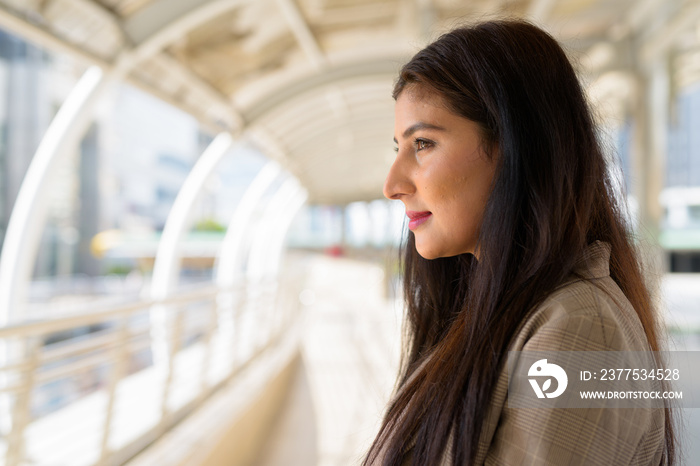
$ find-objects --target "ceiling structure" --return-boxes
[0,0,698,204]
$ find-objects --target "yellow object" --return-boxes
[90,230,123,258]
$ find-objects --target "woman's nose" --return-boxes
[383,157,414,200]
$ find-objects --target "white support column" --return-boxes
[210,162,281,374]
[214,161,282,287]
[149,132,234,368]
[246,178,303,281]
[261,187,307,343]
[151,132,234,297]
[630,53,671,310]
[0,66,107,325]
[241,178,302,354]
[264,188,307,277]
[644,57,670,236]
[0,65,108,435]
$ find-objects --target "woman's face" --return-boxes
[385,86,497,260]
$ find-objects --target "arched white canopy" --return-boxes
[1,0,696,204]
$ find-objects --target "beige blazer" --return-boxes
[385,241,667,465]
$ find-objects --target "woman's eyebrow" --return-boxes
[393,122,447,143]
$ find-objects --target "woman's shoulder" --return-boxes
[475,241,667,466]
[510,240,652,353]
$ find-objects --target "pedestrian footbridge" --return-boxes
[0,253,402,466]
[0,1,699,465]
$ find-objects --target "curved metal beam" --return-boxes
[265,189,307,277]
[211,161,281,371]
[151,132,235,299]
[0,66,107,325]
[244,178,305,352]
[258,187,307,344]
[149,132,235,368]
[214,161,282,287]
[246,178,303,281]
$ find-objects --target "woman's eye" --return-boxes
[415,139,431,151]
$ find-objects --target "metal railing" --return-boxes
[0,271,304,466]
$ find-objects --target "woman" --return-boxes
[365,20,676,465]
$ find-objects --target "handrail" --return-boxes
[0,284,241,340]
[0,270,304,466]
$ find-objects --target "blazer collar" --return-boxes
[572,240,611,279]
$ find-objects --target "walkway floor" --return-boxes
[259,254,402,466]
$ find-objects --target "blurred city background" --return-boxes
[0,0,697,465]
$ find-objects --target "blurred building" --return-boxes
[0,30,76,279]
[662,85,700,271]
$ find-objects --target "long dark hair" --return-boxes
[364,20,675,465]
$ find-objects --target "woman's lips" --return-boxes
[406,211,432,230]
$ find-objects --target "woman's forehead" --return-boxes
[398,83,448,108]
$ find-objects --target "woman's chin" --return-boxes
[417,251,437,260]
[414,243,436,260]
[415,243,442,260]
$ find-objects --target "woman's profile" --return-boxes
[365,20,676,465]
